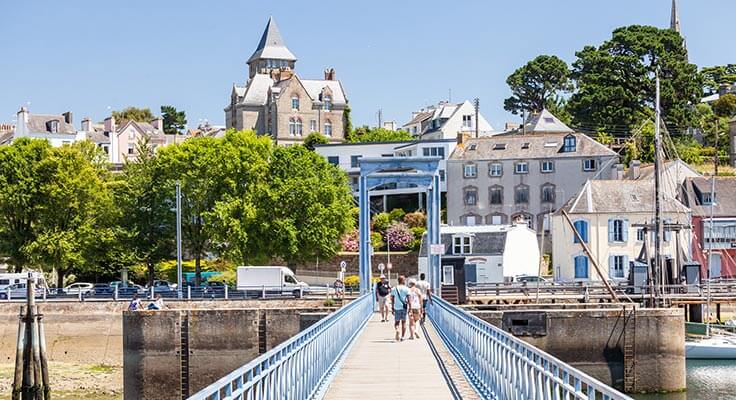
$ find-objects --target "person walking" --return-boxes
[375,275,391,322]
[407,279,423,339]
[390,275,410,341]
[416,273,432,323]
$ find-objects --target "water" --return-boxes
[634,360,736,400]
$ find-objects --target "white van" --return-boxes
[0,272,48,291]
[236,266,309,298]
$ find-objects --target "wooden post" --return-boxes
[560,209,619,302]
[12,273,49,400]
[12,306,25,400]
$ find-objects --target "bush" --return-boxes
[403,211,426,228]
[371,212,391,232]
[370,231,384,250]
[411,226,426,239]
[343,274,379,289]
[385,222,413,250]
[340,229,359,252]
[388,208,406,222]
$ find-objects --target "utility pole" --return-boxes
[377,108,383,129]
[176,181,183,299]
[473,98,480,138]
[653,72,664,306]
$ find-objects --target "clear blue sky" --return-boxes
[1,1,732,130]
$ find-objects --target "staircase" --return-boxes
[441,286,460,305]
[623,307,636,393]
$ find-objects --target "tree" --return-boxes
[567,25,700,135]
[343,105,353,137]
[303,132,329,150]
[346,126,412,143]
[117,137,175,285]
[112,107,155,123]
[0,139,53,272]
[701,64,736,94]
[161,105,187,135]
[713,93,736,118]
[503,55,572,115]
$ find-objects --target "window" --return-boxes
[127,143,135,155]
[350,155,360,168]
[701,192,715,205]
[323,95,333,111]
[583,159,597,171]
[442,265,455,285]
[521,142,530,149]
[573,220,589,243]
[465,215,477,226]
[574,255,589,279]
[514,162,529,174]
[439,170,445,181]
[289,117,303,136]
[637,228,645,242]
[48,120,59,133]
[462,114,472,128]
[324,120,333,136]
[609,255,628,279]
[327,156,339,166]
[453,235,472,254]
[284,274,297,284]
[493,143,507,150]
[129,130,136,140]
[464,164,477,178]
[562,134,577,152]
[489,186,503,205]
[102,145,109,154]
[515,184,529,204]
[608,219,628,243]
[541,160,554,173]
[703,219,736,249]
[464,188,477,206]
[541,184,556,203]
[663,218,672,242]
[488,214,505,225]
[310,120,317,132]
[422,147,445,158]
[291,96,299,110]
[489,163,503,177]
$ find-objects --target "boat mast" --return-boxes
[706,175,715,337]
[654,72,664,307]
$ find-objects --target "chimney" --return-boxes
[456,132,471,146]
[614,163,625,180]
[81,117,92,132]
[15,106,29,137]
[324,68,336,80]
[62,111,73,125]
[504,122,520,131]
[628,160,641,180]
[104,115,116,132]
[152,116,163,132]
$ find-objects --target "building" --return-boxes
[0,107,86,146]
[446,122,619,231]
[225,17,348,145]
[551,180,691,282]
[627,159,701,200]
[680,176,736,278]
[83,115,182,163]
[417,223,539,283]
[402,100,494,140]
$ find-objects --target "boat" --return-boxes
[686,335,736,359]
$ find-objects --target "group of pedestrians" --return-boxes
[375,273,432,342]
[128,293,168,311]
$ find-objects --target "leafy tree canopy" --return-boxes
[503,55,572,115]
[713,93,736,118]
[161,105,187,135]
[701,64,736,94]
[112,107,155,123]
[303,132,330,150]
[346,126,412,143]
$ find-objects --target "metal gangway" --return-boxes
[188,295,632,400]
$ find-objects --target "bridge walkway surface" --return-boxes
[324,312,456,399]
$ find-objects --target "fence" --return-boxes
[428,296,633,400]
[187,293,373,400]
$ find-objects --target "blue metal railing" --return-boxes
[188,294,373,400]
[428,297,633,400]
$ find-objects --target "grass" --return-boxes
[87,364,117,374]
[694,163,736,176]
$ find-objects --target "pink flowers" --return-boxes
[385,222,413,250]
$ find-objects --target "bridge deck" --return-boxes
[324,313,453,399]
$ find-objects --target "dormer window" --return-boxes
[702,192,715,205]
[323,95,332,111]
[562,134,577,152]
[47,120,59,133]
[453,235,472,254]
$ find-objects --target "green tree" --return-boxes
[0,139,53,272]
[346,126,412,143]
[303,132,329,150]
[117,137,175,285]
[503,55,572,115]
[701,64,736,94]
[567,25,700,135]
[161,105,187,135]
[713,93,736,118]
[343,105,353,138]
[112,106,155,123]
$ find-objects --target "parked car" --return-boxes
[146,280,174,294]
[92,283,114,296]
[514,275,550,283]
[0,283,47,299]
[63,282,94,296]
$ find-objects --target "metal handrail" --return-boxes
[187,293,373,400]
[428,297,633,400]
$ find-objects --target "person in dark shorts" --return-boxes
[390,275,410,341]
[375,275,391,322]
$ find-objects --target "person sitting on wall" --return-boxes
[147,293,167,310]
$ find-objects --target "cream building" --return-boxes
[551,180,691,282]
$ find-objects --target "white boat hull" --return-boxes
[686,337,736,359]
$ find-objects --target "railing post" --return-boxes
[224,285,228,300]
[187,285,191,300]
[114,285,119,301]
[262,285,266,299]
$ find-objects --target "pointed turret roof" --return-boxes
[524,109,573,133]
[670,0,681,33]
[247,16,297,64]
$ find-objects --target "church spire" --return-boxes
[670,0,681,33]
[247,17,297,78]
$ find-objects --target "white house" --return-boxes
[418,223,540,283]
[402,100,495,140]
[0,107,86,147]
[83,115,183,164]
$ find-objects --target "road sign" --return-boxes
[340,261,347,272]
[430,244,445,255]
[378,263,385,271]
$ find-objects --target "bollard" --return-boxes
[42,289,46,302]
[224,285,228,300]
[78,290,82,302]
[7,288,11,302]
[187,285,191,300]
[114,286,119,301]
[150,286,154,300]
[262,285,266,299]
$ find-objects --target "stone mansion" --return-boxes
[225,17,349,145]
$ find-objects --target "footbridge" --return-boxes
[186,157,631,399]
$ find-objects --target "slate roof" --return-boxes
[449,132,616,161]
[562,180,690,214]
[240,74,275,106]
[403,110,433,127]
[419,228,507,256]
[26,114,76,135]
[300,79,347,104]
[523,109,574,133]
[247,17,297,64]
[680,176,736,217]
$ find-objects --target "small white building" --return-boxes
[83,115,183,164]
[0,107,86,147]
[402,100,495,140]
[418,223,540,283]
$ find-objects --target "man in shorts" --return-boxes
[416,273,432,323]
[375,275,391,322]
[390,275,410,341]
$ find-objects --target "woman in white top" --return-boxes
[406,279,423,339]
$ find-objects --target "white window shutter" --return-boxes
[622,219,629,242]
[608,219,614,243]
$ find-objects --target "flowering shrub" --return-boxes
[370,232,384,250]
[385,222,413,250]
[388,208,405,222]
[340,229,359,252]
[372,212,391,232]
[403,211,426,228]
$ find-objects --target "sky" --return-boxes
[1,0,733,131]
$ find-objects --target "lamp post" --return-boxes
[176,181,183,299]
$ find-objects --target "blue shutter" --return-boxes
[574,220,589,244]
[582,221,588,243]
[574,256,581,278]
[573,221,581,243]
[608,255,615,279]
[582,257,589,279]
[608,219,614,243]
[622,219,629,242]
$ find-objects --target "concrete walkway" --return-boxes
[324,313,453,399]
